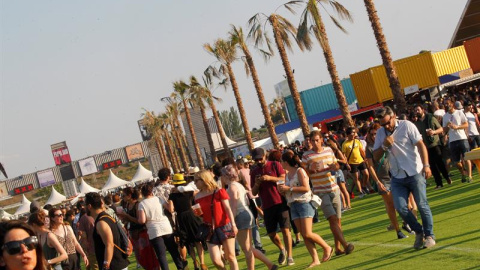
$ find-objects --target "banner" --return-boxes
[51,141,72,165]
[78,157,98,176]
[14,184,34,195]
[59,164,75,181]
[37,169,56,188]
[138,119,152,141]
[125,144,145,162]
[0,182,8,198]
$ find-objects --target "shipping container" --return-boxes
[394,52,440,90]
[432,46,470,77]
[284,78,357,121]
[464,37,480,73]
[350,65,392,108]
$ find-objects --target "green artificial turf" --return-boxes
[123,170,479,270]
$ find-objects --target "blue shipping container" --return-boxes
[285,78,357,121]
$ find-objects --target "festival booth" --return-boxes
[129,162,154,186]
[14,194,31,216]
[45,186,67,206]
[101,170,129,192]
[78,178,100,194]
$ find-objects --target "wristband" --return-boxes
[47,260,52,265]
[423,164,430,168]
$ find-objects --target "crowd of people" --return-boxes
[1,85,478,270]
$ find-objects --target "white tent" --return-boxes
[45,186,67,206]
[78,178,100,194]
[0,209,13,220]
[14,194,31,216]
[102,170,129,191]
[130,162,153,184]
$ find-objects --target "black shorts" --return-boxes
[349,162,367,173]
[263,203,290,234]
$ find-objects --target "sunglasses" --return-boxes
[1,236,38,255]
[53,213,64,217]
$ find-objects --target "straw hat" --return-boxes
[172,174,186,185]
[188,166,200,175]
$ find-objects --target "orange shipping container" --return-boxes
[464,37,480,74]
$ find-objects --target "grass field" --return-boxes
[126,171,480,270]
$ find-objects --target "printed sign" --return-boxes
[102,159,123,170]
[37,169,56,188]
[125,144,145,161]
[78,157,98,176]
[59,164,75,181]
[14,184,34,195]
[51,142,72,165]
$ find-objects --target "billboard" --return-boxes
[138,119,152,141]
[59,164,75,181]
[78,157,98,176]
[51,141,72,165]
[102,159,122,170]
[37,169,56,188]
[0,182,8,198]
[125,144,145,162]
[13,184,34,195]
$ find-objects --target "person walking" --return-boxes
[279,150,333,268]
[342,127,372,197]
[373,106,436,249]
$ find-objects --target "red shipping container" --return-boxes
[464,37,480,74]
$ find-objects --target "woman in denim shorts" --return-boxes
[278,150,334,268]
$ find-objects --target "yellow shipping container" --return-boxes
[350,65,391,108]
[432,46,470,77]
[394,52,439,90]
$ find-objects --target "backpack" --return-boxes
[100,214,133,258]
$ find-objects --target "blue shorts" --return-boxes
[235,209,254,230]
[449,139,470,163]
[289,201,316,220]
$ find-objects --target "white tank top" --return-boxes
[285,167,312,205]
[228,181,249,213]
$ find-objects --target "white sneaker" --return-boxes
[424,236,436,248]
[287,258,295,266]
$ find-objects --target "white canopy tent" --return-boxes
[14,195,31,216]
[0,209,13,220]
[45,186,67,206]
[130,162,153,185]
[78,178,100,194]
[102,170,129,191]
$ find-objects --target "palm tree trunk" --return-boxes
[183,100,205,170]
[173,128,190,172]
[364,0,406,114]
[200,106,218,163]
[242,45,280,148]
[208,98,232,158]
[175,117,195,165]
[269,15,310,138]
[154,136,168,169]
[226,63,255,152]
[310,5,354,127]
[164,132,179,173]
[167,131,182,172]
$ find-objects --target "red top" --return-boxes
[195,188,230,228]
[250,161,285,210]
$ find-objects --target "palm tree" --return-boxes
[363,0,405,113]
[295,0,354,127]
[158,114,181,173]
[165,102,192,172]
[172,80,205,170]
[189,75,218,163]
[204,38,255,151]
[248,6,310,138]
[230,25,280,148]
[141,110,168,169]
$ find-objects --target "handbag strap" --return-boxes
[347,139,356,164]
[210,189,217,229]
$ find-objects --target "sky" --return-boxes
[0,0,468,178]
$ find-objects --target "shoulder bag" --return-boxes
[195,190,216,242]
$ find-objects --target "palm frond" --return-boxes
[328,1,353,22]
[329,14,348,33]
[282,0,304,14]
[297,7,314,51]
[241,56,251,78]
[258,49,272,62]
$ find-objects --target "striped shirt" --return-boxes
[302,147,338,194]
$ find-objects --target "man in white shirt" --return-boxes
[443,99,472,183]
[373,106,435,250]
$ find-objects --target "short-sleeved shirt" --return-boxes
[342,139,364,164]
[443,110,468,142]
[250,161,285,210]
[138,197,173,239]
[301,147,338,194]
[195,188,231,228]
[414,113,442,148]
[373,120,423,178]
[78,214,95,255]
[465,111,480,136]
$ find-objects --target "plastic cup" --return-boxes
[192,203,203,216]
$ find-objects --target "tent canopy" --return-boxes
[14,195,31,216]
[79,178,100,194]
[45,186,67,206]
[131,162,153,183]
[102,170,129,191]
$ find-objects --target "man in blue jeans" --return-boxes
[373,106,436,249]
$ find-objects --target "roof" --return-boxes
[102,170,129,191]
[449,0,480,48]
[78,178,100,194]
[44,186,67,206]
[130,162,153,183]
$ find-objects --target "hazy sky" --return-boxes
[0,0,467,177]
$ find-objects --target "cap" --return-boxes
[172,174,186,185]
[251,148,265,160]
[188,166,199,175]
[455,101,463,110]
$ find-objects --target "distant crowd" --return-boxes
[1,83,479,270]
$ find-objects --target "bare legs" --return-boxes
[381,192,401,232]
[294,217,332,267]
[208,238,238,270]
[237,229,274,270]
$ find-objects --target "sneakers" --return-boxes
[358,193,366,199]
[287,258,295,266]
[397,231,408,239]
[446,178,452,185]
[434,186,443,190]
[345,243,355,255]
[414,233,424,250]
[424,236,436,248]
[467,177,473,183]
[461,175,467,183]
[386,224,395,231]
[402,222,415,235]
[270,265,279,270]
[278,249,287,265]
